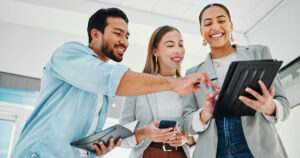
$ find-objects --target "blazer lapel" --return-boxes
[146,93,159,121]
[235,45,253,61]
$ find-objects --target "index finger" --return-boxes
[258,80,268,96]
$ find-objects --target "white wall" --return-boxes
[247,0,300,157]
[247,0,300,66]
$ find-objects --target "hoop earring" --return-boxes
[202,39,207,46]
[230,34,235,42]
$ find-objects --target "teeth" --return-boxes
[172,57,181,61]
[212,33,223,38]
[118,47,125,52]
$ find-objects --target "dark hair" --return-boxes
[199,3,231,26]
[87,8,129,43]
[143,25,182,77]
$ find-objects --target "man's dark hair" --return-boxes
[87,8,129,43]
[199,3,231,26]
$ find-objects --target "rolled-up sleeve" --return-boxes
[49,42,129,95]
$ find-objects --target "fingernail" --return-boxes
[245,87,249,91]
[239,96,243,100]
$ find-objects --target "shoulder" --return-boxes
[186,62,205,75]
[57,41,90,53]
[238,44,272,59]
[52,41,95,60]
[246,44,268,52]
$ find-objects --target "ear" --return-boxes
[200,28,204,37]
[152,48,159,57]
[91,28,103,41]
[230,21,233,32]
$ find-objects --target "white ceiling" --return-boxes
[7,0,284,35]
[90,0,283,34]
[0,0,287,78]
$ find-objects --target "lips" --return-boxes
[209,33,224,40]
[171,56,183,64]
[115,45,126,56]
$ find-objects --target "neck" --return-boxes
[210,42,236,59]
[159,68,176,77]
[88,43,109,62]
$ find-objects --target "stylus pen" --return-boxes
[194,77,218,85]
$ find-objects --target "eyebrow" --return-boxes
[203,15,227,23]
[164,40,183,44]
[113,27,130,36]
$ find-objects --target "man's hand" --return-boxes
[173,72,220,96]
[93,138,122,156]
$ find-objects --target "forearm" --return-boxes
[116,71,174,96]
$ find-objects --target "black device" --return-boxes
[213,59,283,118]
[71,121,138,152]
[158,120,176,130]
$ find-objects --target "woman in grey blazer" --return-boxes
[182,3,290,158]
[119,25,198,158]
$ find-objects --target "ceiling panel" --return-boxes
[246,0,282,21]
[8,0,285,34]
[152,0,189,18]
[120,0,158,12]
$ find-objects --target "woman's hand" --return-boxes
[142,121,177,142]
[239,80,276,116]
[200,89,220,123]
[165,124,195,147]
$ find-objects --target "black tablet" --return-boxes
[212,60,283,118]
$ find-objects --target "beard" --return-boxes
[100,38,123,62]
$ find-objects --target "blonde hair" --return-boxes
[142,25,182,77]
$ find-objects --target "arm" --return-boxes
[239,46,290,123]
[50,42,129,96]
[116,71,219,96]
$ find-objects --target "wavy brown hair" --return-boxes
[142,25,182,77]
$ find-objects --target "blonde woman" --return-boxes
[119,25,196,158]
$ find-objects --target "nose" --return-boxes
[175,45,185,56]
[119,36,129,49]
[211,22,221,31]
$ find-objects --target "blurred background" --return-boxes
[0,0,299,157]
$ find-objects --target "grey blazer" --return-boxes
[119,93,194,158]
[182,45,290,158]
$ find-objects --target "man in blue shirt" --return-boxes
[11,8,218,158]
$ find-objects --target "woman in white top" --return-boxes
[119,25,196,158]
[181,3,290,158]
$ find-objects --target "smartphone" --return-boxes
[158,120,176,131]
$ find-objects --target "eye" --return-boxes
[166,45,174,48]
[204,23,212,27]
[179,44,184,47]
[219,20,226,23]
[114,32,121,36]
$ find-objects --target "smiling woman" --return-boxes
[181,3,290,158]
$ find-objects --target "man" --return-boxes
[12,8,217,158]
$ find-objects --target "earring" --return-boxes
[230,34,235,42]
[202,39,207,46]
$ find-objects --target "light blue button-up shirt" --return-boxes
[12,41,129,158]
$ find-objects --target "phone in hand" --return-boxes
[158,120,176,131]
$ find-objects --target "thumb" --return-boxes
[269,85,275,97]
[153,121,160,127]
[175,124,182,134]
